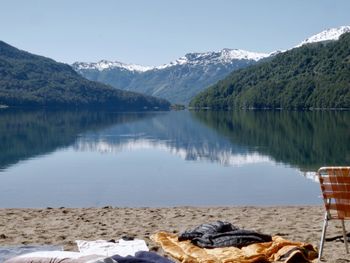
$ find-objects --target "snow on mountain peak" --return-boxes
[296,25,350,47]
[73,25,350,73]
[154,48,269,70]
[73,48,269,72]
[220,48,269,61]
[73,60,154,72]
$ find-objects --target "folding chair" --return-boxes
[318,166,350,262]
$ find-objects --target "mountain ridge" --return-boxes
[0,40,170,110]
[189,32,350,109]
[73,48,268,104]
[74,26,350,73]
[296,25,350,47]
[73,48,269,73]
[73,25,350,105]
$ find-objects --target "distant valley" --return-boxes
[73,49,268,105]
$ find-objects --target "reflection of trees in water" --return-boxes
[73,111,254,165]
[1,109,348,172]
[0,109,152,170]
[192,111,350,171]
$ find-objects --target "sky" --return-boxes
[1,0,350,66]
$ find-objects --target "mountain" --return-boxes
[0,41,170,110]
[296,26,350,47]
[73,49,269,105]
[73,26,350,106]
[190,32,350,109]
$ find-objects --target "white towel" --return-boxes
[76,239,149,257]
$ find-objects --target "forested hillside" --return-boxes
[0,41,170,110]
[73,49,265,104]
[190,33,350,109]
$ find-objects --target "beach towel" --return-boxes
[76,239,149,257]
[151,231,318,263]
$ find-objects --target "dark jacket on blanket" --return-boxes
[179,221,272,248]
[178,220,239,241]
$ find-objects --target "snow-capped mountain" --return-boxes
[72,25,350,104]
[72,48,269,104]
[73,60,154,72]
[73,48,269,73]
[156,48,269,69]
[296,25,350,47]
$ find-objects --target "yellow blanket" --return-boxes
[151,232,318,263]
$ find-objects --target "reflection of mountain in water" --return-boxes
[0,109,153,170]
[192,111,350,171]
[73,111,271,166]
[1,110,348,172]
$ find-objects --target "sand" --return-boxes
[0,206,349,262]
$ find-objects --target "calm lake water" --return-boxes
[0,109,349,208]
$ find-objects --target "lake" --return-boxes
[0,109,349,208]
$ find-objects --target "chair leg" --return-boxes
[341,220,349,254]
[318,212,328,262]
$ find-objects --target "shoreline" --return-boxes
[0,206,348,262]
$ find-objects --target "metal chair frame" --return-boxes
[318,166,350,262]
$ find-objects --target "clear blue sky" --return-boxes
[1,0,349,66]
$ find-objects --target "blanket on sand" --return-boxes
[151,232,318,263]
[2,251,113,263]
[0,245,63,262]
[111,251,174,263]
[3,250,173,263]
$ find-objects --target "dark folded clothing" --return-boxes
[178,221,272,249]
[111,251,174,263]
[192,229,272,248]
[178,220,239,241]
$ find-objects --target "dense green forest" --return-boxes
[0,41,170,110]
[0,109,153,170]
[190,33,350,109]
[192,110,350,170]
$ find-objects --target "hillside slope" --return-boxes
[0,41,170,110]
[190,33,350,109]
[73,49,268,105]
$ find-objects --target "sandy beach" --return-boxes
[0,206,349,262]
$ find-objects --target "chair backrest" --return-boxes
[318,167,350,220]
